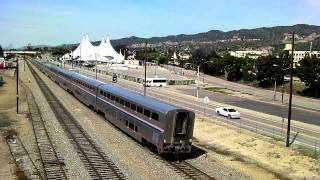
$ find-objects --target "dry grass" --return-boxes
[193,117,320,179]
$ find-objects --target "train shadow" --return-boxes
[161,145,207,161]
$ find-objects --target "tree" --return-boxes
[114,44,128,58]
[297,55,320,97]
[206,57,226,76]
[224,54,245,81]
[6,53,15,59]
[242,58,256,82]
[0,45,3,57]
[51,46,69,56]
[191,48,206,65]
[27,43,33,51]
[158,56,169,65]
[256,56,284,87]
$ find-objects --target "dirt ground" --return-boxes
[0,69,29,180]
[193,117,320,180]
[0,71,18,180]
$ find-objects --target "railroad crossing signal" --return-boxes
[112,74,117,83]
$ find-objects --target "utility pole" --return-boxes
[286,31,294,147]
[144,42,147,96]
[23,52,25,71]
[202,59,205,85]
[16,57,19,114]
[197,66,199,99]
[273,78,277,101]
[281,84,284,103]
[95,52,97,80]
[154,60,157,76]
[281,58,285,103]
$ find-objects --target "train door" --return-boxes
[174,111,188,140]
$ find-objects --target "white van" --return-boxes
[145,77,167,87]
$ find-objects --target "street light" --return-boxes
[273,64,290,103]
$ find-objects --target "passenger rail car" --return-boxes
[31,60,195,154]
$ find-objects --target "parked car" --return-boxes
[215,107,241,119]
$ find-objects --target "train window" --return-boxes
[144,109,150,118]
[103,92,106,97]
[120,99,124,106]
[107,93,111,99]
[129,122,134,130]
[131,104,136,111]
[134,126,138,132]
[126,121,128,127]
[137,106,143,113]
[125,101,130,108]
[111,95,115,101]
[115,97,119,103]
[100,90,103,95]
[152,112,159,121]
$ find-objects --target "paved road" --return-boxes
[167,65,320,112]
[179,87,320,126]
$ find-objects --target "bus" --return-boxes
[145,77,167,87]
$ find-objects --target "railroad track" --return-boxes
[169,160,214,180]
[6,135,43,180]
[27,61,125,180]
[26,88,68,180]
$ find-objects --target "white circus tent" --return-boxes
[72,34,95,61]
[95,36,124,63]
[62,34,124,64]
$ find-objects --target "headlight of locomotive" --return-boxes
[163,139,166,143]
[189,139,192,143]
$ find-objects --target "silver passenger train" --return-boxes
[32,60,195,154]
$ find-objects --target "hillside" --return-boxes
[109,24,320,51]
[38,24,320,52]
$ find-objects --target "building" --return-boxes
[229,50,269,59]
[284,43,320,66]
[291,51,320,65]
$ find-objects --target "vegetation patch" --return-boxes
[15,168,28,180]
[0,114,12,128]
[295,145,319,160]
[205,87,234,95]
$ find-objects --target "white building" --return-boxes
[284,43,320,66]
[291,51,320,65]
[229,50,269,59]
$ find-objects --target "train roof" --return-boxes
[100,84,178,113]
[44,62,180,113]
[71,72,105,87]
[46,63,104,87]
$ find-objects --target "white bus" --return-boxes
[145,77,167,87]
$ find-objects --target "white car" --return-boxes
[215,107,241,119]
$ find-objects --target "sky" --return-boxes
[0,0,320,48]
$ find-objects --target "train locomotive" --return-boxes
[31,60,195,154]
